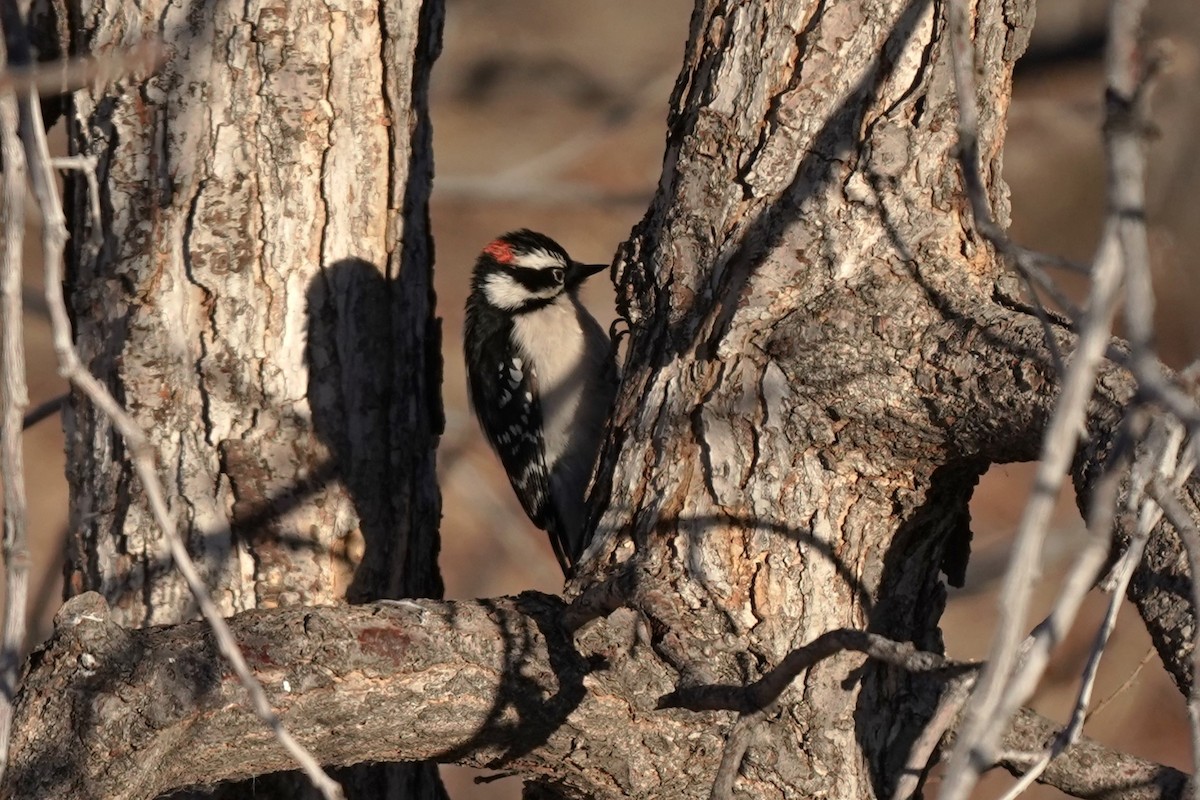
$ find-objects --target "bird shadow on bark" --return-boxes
[305,257,407,604]
[305,250,444,609]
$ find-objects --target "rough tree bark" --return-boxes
[52,0,446,796]
[2,0,1196,799]
[577,0,1043,794]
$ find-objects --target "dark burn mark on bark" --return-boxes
[356,627,413,662]
[236,642,278,668]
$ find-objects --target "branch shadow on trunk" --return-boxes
[616,0,934,367]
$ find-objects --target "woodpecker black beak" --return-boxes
[566,261,607,288]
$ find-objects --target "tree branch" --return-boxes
[3,591,1189,800]
[983,708,1190,800]
[0,41,30,787]
[660,628,971,714]
[0,592,722,800]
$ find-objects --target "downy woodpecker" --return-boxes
[464,230,616,574]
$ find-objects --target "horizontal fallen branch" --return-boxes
[3,593,1189,800]
[2,592,723,799]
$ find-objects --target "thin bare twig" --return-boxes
[900,563,1159,800]
[914,413,1179,800]
[1095,2,1200,790]
[1087,645,1154,722]
[0,57,29,785]
[988,708,1191,800]
[995,430,1176,800]
[942,390,1137,800]
[892,673,976,800]
[939,0,1087,367]
[1020,259,1086,322]
[1015,271,1067,375]
[940,0,1086,285]
[1103,13,1200,435]
[0,8,344,796]
[901,650,1194,800]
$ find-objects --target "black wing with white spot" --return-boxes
[463,302,571,571]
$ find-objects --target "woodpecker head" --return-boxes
[472,229,606,313]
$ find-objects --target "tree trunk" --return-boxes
[579,0,1044,796]
[60,0,445,796]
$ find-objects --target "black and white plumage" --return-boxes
[464,230,616,574]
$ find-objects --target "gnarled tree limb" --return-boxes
[3,592,1188,800]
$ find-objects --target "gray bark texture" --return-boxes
[2,0,1197,799]
[62,0,443,620]
[46,0,446,796]
[577,0,1038,794]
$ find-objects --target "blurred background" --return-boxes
[10,0,1200,797]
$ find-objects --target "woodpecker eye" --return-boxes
[551,268,564,283]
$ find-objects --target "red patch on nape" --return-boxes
[484,239,514,263]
